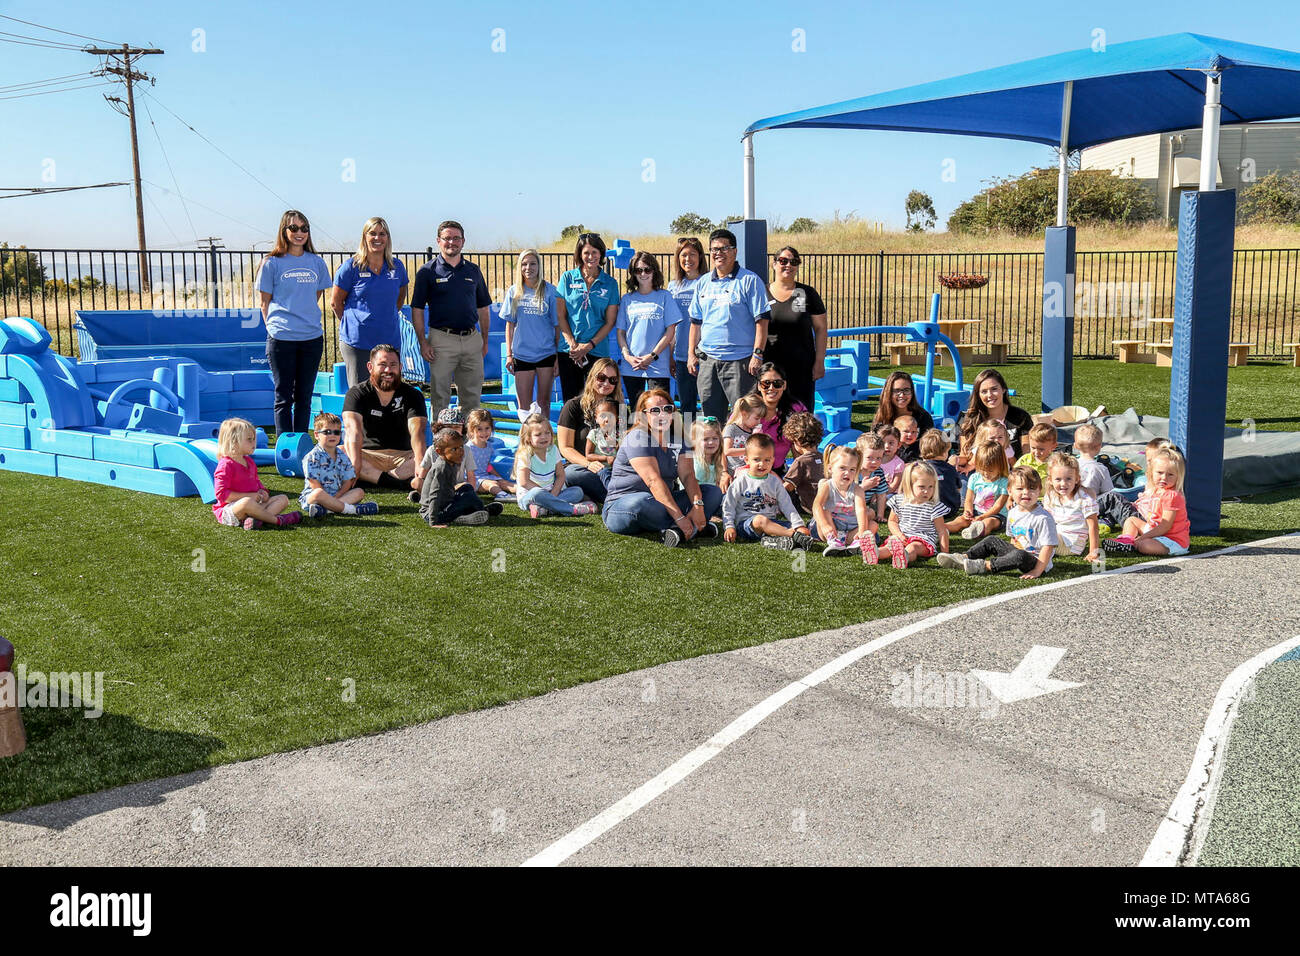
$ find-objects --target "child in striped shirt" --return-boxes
[885,460,950,568]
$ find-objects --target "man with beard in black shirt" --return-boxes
[342,344,429,488]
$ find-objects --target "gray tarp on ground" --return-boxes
[1056,408,1300,499]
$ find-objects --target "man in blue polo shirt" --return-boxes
[687,228,772,422]
[411,219,493,417]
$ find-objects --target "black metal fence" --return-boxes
[4,245,1298,363]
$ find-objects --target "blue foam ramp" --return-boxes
[153,441,216,502]
[0,447,57,475]
[275,432,315,478]
[4,352,95,429]
[56,454,198,497]
[0,378,27,403]
[0,402,26,426]
[0,423,29,449]
[0,318,53,355]
[188,439,219,465]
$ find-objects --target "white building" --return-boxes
[1079,121,1300,221]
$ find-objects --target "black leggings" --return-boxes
[967,535,1038,574]
[557,351,593,402]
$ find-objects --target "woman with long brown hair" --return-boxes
[872,370,936,435]
[668,236,706,414]
[765,244,827,413]
[556,356,624,503]
[956,368,1035,460]
[256,210,332,433]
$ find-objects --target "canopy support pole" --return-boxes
[1199,72,1221,191]
[1056,81,1072,226]
[743,134,756,219]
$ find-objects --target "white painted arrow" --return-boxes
[970,645,1084,703]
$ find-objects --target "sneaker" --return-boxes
[662,526,685,548]
[963,557,988,575]
[306,503,329,519]
[791,530,816,552]
[485,501,504,517]
[241,517,263,531]
[571,501,598,516]
[860,535,879,565]
[823,534,848,557]
[355,501,379,516]
[529,504,553,519]
[494,491,516,503]
[961,519,986,540]
[451,510,489,526]
[276,511,301,527]
[935,552,964,570]
[695,521,719,540]
[887,536,910,569]
[408,490,421,504]
[1104,537,1136,554]
[761,535,796,550]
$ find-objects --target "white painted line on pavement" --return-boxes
[523,532,1300,867]
[1140,632,1300,868]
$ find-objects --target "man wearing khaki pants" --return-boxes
[411,219,492,418]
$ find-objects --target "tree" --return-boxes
[787,217,818,234]
[947,167,1157,234]
[1237,171,1300,224]
[904,191,937,232]
[559,224,586,241]
[670,212,713,235]
[0,243,48,296]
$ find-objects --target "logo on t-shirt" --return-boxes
[283,268,317,282]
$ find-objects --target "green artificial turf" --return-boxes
[0,359,1298,813]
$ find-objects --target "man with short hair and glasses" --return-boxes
[410,219,493,418]
[687,228,772,421]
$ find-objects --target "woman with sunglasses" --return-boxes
[616,251,679,407]
[602,388,723,547]
[668,237,706,415]
[331,216,409,387]
[765,245,828,414]
[556,356,624,503]
[747,362,808,473]
[256,210,332,433]
[555,232,620,401]
[872,370,935,435]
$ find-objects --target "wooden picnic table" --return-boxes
[936,318,981,343]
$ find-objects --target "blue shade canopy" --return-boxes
[745,34,1300,150]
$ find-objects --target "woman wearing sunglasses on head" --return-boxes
[256,210,332,434]
[615,251,680,407]
[556,357,624,504]
[555,232,620,401]
[668,237,706,416]
[331,216,409,387]
[747,362,808,474]
[765,245,828,414]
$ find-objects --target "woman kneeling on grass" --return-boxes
[602,388,723,547]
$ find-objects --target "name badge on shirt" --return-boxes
[360,272,372,277]
[436,277,450,284]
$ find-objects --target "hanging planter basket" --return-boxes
[937,273,989,290]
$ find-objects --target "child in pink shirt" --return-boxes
[1103,448,1189,556]
[212,418,299,530]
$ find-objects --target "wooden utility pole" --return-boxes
[88,43,163,294]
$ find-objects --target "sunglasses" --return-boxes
[758,379,786,389]
[697,416,719,424]
[775,256,798,266]
[594,374,619,385]
[288,225,310,234]
[579,233,602,243]
[317,429,341,436]
[645,405,674,416]
[633,267,654,275]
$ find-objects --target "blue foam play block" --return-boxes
[92,433,162,468]
[153,441,216,502]
[229,371,274,391]
[75,357,180,386]
[0,446,57,475]
[274,431,316,478]
[197,371,235,393]
[0,423,29,449]
[319,393,344,416]
[5,352,95,429]
[0,317,53,355]
[199,391,231,415]
[56,454,197,497]
[0,402,26,425]
[180,421,222,441]
[27,427,95,458]
[314,371,334,393]
[0,378,27,402]
[127,402,184,434]
[226,389,275,410]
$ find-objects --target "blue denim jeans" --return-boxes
[519,485,584,515]
[602,483,723,536]
[564,463,611,503]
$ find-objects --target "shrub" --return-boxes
[1237,171,1300,225]
[948,168,1158,234]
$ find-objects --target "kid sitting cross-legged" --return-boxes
[884,460,950,569]
[937,465,1058,579]
[812,444,876,562]
[948,440,1009,539]
[464,408,517,501]
[1044,450,1101,561]
[722,433,814,551]
[1103,446,1190,556]
[301,411,378,518]
[419,428,493,527]
[515,413,599,519]
[782,411,825,513]
[212,417,299,530]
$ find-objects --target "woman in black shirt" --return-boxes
[764,246,827,414]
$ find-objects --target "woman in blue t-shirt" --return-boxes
[615,251,680,408]
[330,216,409,387]
[555,232,620,402]
[256,210,332,433]
[668,237,706,417]
[502,249,563,419]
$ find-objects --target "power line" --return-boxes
[141,97,199,243]
[0,182,129,199]
[0,30,84,51]
[0,80,112,101]
[0,70,97,92]
[142,179,267,234]
[0,13,120,45]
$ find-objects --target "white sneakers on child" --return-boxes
[961,519,987,540]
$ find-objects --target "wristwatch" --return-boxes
[692,497,704,507]
[752,348,764,358]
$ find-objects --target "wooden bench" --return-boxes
[881,341,922,365]
[938,342,980,367]
[1150,341,1175,367]
[982,341,1009,364]
[1113,339,1148,363]
[1285,343,1300,368]
[1228,342,1252,367]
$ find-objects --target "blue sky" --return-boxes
[2,0,1297,252]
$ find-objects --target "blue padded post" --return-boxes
[149,366,176,411]
[332,363,348,395]
[1042,225,1076,412]
[174,363,200,423]
[1169,189,1236,536]
[733,220,768,283]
